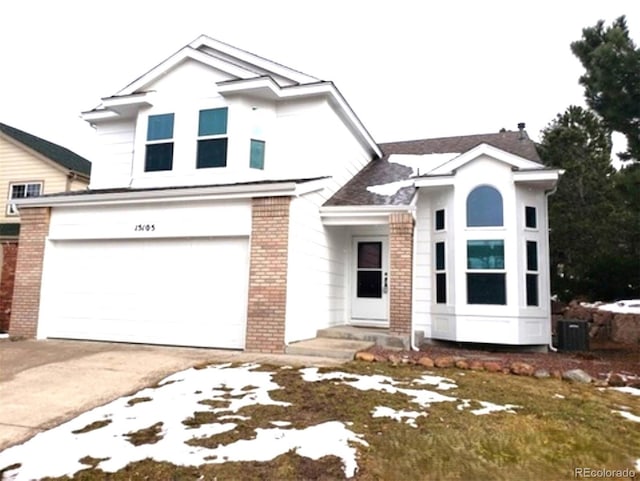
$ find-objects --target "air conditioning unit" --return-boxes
[556,319,589,351]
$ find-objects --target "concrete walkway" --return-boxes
[0,339,345,451]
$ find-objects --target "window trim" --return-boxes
[466,239,507,305]
[7,181,43,216]
[525,240,539,306]
[466,185,504,227]
[435,241,446,304]
[249,139,266,170]
[197,107,229,169]
[435,209,446,231]
[525,206,538,230]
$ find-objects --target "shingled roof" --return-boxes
[0,122,91,176]
[324,129,541,206]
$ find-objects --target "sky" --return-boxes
[0,0,638,165]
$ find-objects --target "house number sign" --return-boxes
[134,224,156,232]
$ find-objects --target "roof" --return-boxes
[324,130,542,207]
[0,122,92,176]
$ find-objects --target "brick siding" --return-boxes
[9,207,50,338]
[0,241,19,332]
[245,197,291,353]
[389,212,414,336]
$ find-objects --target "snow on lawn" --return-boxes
[300,368,520,422]
[611,386,640,396]
[0,364,363,481]
[613,410,640,423]
[1,365,520,481]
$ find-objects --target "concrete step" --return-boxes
[285,337,374,360]
[316,326,409,349]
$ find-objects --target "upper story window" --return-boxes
[145,113,174,172]
[197,108,228,169]
[466,186,503,227]
[525,206,537,229]
[249,139,266,170]
[7,182,42,215]
[435,209,445,231]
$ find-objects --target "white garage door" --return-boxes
[39,237,249,349]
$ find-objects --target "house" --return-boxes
[9,36,561,352]
[0,123,91,333]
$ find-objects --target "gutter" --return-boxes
[544,170,564,352]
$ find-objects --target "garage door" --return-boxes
[39,237,249,349]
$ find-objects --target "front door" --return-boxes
[351,237,389,323]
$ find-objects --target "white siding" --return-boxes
[284,192,348,343]
[89,119,136,189]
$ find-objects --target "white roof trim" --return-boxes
[427,143,544,175]
[116,47,259,96]
[191,35,319,85]
[320,205,415,226]
[218,78,381,157]
[413,175,456,188]
[14,181,305,208]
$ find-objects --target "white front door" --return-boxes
[351,237,389,323]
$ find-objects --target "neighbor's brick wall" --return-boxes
[0,241,18,332]
[389,212,414,336]
[245,197,291,353]
[9,207,50,337]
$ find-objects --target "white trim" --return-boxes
[13,181,314,208]
[428,144,545,175]
[414,175,455,188]
[320,205,414,226]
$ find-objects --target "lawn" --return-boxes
[0,361,639,480]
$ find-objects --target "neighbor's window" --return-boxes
[145,113,174,172]
[435,209,445,231]
[466,239,506,305]
[466,186,503,227]
[525,206,537,229]
[249,139,265,170]
[435,241,446,304]
[197,108,228,168]
[7,182,42,215]
[526,240,539,306]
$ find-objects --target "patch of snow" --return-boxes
[366,179,413,197]
[553,394,566,399]
[411,374,458,391]
[372,406,425,428]
[388,153,460,176]
[270,421,292,427]
[218,415,250,421]
[456,399,471,411]
[613,410,640,423]
[611,387,640,396]
[470,401,520,416]
[581,299,640,314]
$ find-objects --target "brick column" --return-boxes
[389,212,414,336]
[0,241,19,332]
[245,197,291,353]
[10,207,51,338]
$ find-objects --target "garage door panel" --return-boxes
[39,237,248,349]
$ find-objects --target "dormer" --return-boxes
[83,36,380,190]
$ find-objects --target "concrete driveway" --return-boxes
[0,339,343,451]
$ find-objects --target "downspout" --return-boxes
[544,177,562,352]
[409,199,419,351]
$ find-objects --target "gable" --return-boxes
[141,58,236,96]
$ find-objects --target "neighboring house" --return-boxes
[0,122,91,332]
[9,36,561,352]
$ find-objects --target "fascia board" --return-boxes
[190,35,320,85]
[116,47,257,96]
[413,175,455,188]
[320,205,414,226]
[81,110,120,122]
[219,79,381,157]
[14,182,300,208]
[428,143,544,175]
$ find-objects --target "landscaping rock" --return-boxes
[469,360,484,371]
[628,380,640,389]
[434,356,455,368]
[562,369,593,384]
[355,351,375,362]
[388,354,400,366]
[611,314,640,344]
[483,361,503,373]
[607,373,626,387]
[417,356,434,368]
[551,370,562,379]
[534,369,550,379]
[510,362,535,376]
[455,359,470,369]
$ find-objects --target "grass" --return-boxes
[71,420,111,434]
[124,422,164,446]
[31,362,640,480]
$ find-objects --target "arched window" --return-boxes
[466,186,503,227]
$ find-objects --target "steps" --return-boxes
[285,326,414,360]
